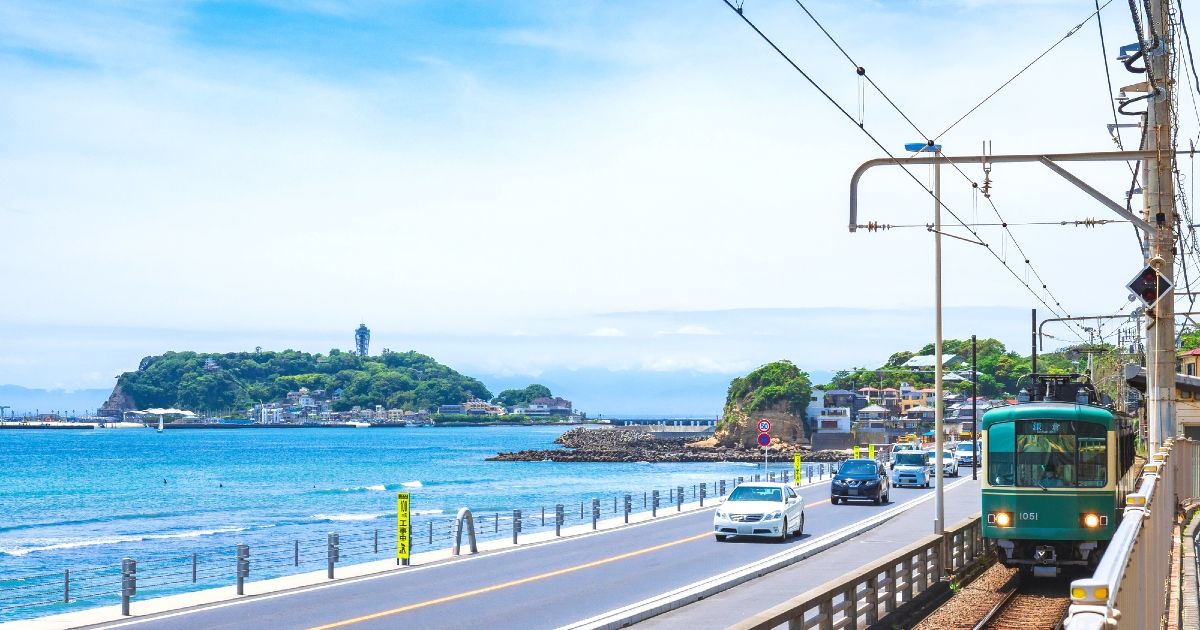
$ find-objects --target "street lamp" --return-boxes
[905,141,946,536]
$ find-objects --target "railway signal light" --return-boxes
[1126,265,1172,308]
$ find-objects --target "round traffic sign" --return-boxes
[758,420,772,432]
[757,432,771,447]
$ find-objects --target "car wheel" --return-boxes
[873,492,882,506]
[924,480,930,488]
[715,534,727,542]
[778,518,788,542]
[796,514,804,537]
[883,490,890,503]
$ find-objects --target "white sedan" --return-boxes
[713,482,804,542]
[927,449,959,477]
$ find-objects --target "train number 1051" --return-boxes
[1020,512,1039,521]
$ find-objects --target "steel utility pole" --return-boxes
[933,151,944,536]
[1145,0,1177,455]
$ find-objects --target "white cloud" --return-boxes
[585,327,627,337]
[657,325,721,336]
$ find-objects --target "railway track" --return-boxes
[975,573,1071,630]
[913,563,1071,630]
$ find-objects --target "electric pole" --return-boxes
[1145,0,1177,455]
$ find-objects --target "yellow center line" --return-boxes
[309,530,713,629]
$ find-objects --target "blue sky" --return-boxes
[0,1,1188,413]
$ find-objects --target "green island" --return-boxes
[97,349,572,424]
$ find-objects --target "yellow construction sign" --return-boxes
[397,492,411,561]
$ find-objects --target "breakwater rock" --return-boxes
[487,427,849,463]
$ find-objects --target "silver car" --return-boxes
[713,482,805,542]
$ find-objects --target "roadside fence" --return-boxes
[0,463,842,622]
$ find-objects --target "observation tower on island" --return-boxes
[355,323,370,357]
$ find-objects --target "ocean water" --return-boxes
[0,426,789,622]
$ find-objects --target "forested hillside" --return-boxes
[111,349,492,414]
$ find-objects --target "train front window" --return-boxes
[987,422,1015,486]
[1016,421,1075,487]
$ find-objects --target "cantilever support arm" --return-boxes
[849,150,1182,233]
[1037,158,1152,232]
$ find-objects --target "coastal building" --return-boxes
[463,398,505,415]
[806,388,826,433]
[438,404,465,415]
[902,354,964,370]
[531,397,573,416]
[811,407,853,450]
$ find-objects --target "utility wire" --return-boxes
[723,0,1086,339]
[1096,0,1126,149]
[934,0,1115,141]
[770,0,1090,336]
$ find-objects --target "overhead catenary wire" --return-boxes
[748,0,1089,339]
[934,0,1115,141]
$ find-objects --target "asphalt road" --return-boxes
[88,477,967,630]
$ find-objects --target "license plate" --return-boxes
[848,489,859,496]
[738,526,752,535]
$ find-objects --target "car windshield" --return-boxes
[726,486,782,502]
[838,460,876,476]
[927,451,952,459]
[955,443,976,452]
[895,453,926,466]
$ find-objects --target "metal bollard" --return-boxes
[121,558,136,616]
[193,552,199,581]
[63,569,69,603]
[700,484,707,506]
[236,544,249,595]
[513,509,521,544]
[294,540,299,566]
[614,496,617,513]
[719,479,726,496]
[374,529,379,554]
[580,501,584,520]
[644,491,647,508]
[652,490,659,517]
[669,487,674,503]
[428,521,433,545]
[327,533,339,579]
[738,476,744,486]
[623,494,632,523]
[677,486,683,511]
[542,506,545,527]
[555,504,564,536]
[592,498,600,529]
[495,512,499,533]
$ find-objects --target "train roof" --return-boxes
[980,401,1118,430]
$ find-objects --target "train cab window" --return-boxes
[1015,420,1077,488]
[987,422,1015,486]
[1076,422,1108,487]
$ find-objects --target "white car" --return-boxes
[890,442,923,464]
[927,449,959,477]
[954,441,981,467]
[713,482,804,542]
[891,451,933,487]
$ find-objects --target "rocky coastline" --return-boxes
[487,426,850,463]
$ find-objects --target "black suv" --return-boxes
[830,458,890,505]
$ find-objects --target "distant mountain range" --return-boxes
[0,385,111,416]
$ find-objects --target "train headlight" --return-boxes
[1080,513,1108,528]
[987,511,1013,527]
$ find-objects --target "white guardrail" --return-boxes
[1065,439,1200,630]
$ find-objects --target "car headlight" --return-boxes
[715,510,727,519]
[765,510,782,520]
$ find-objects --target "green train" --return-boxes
[981,374,1138,577]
